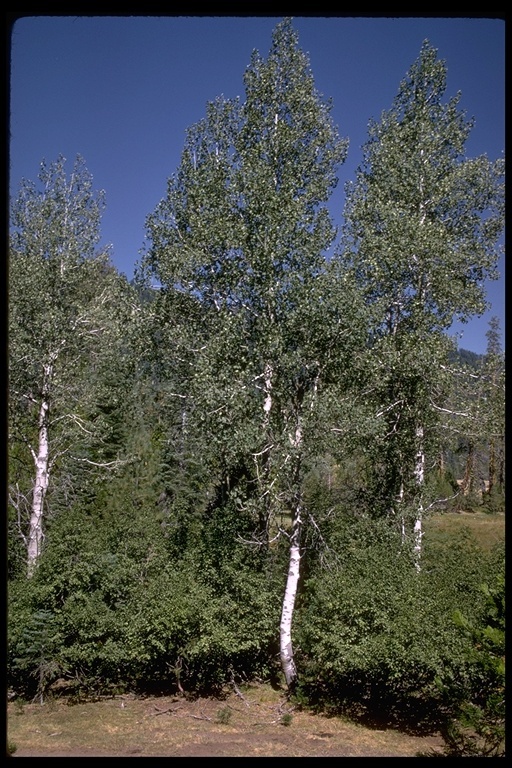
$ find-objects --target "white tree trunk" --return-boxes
[413,424,425,572]
[280,506,302,689]
[256,362,274,537]
[279,400,306,691]
[27,364,52,577]
[263,362,272,422]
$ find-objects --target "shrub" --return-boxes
[436,560,505,757]
[9,606,64,703]
[294,516,499,731]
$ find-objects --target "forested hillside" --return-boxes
[8,20,505,757]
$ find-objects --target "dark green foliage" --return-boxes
[435,550,505,757]
[216,706,232,724]
[9,603,64,703]
[294,516,502,732]
[7,445,32,579]
[8,505,148,695]
[173,563,282,692]
[423,527,497,604]
[481,486,506,515]
[450,347,483,370]
[8,489,282,697]
[7,740,17,756]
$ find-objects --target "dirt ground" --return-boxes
[7,684,445,758]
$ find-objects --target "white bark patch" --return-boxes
[414,425,425,486]
[27,395,50,577]
[413,424,425,572]
[263,363,272,417]
[413,515,423,573]
[280,508,302,689]
[27,359,57,577]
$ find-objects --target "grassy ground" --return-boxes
[7,683,445,758]
[425,509,505,551]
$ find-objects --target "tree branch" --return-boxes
[69,455,129,469]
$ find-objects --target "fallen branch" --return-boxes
[230,672,251,707]
[151,703,182,716]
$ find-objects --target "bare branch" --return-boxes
[424,490,460,512]
[50,413,94,434]
[150,704,182,717]
[251,444,274,458]
[430,401,470,418]
[440,364,481,380]
[230,670,251,707]
[11,389,39,406]
[376,399,404,418]
[236,529,282,547]
[8,482,30,545]
[69,455,129,469]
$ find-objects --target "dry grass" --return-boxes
[425,510,505,551]
[7,683,444,758]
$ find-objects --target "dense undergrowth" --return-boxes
[8,505,505,757]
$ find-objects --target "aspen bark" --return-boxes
[258,362,273,539]
[27,363,52,577]
[279,404,305,690]
[413,424,425,572]
[279,504,301,689]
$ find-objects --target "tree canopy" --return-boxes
[7,23,505,756]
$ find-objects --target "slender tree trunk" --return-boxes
[27,364,52,577]
[263,362,272,422]
[279,501,302,690]
[413,424,425,572]
[279,408,305,691]
[255,362,274,543]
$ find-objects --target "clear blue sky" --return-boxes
[8,14,505,354]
